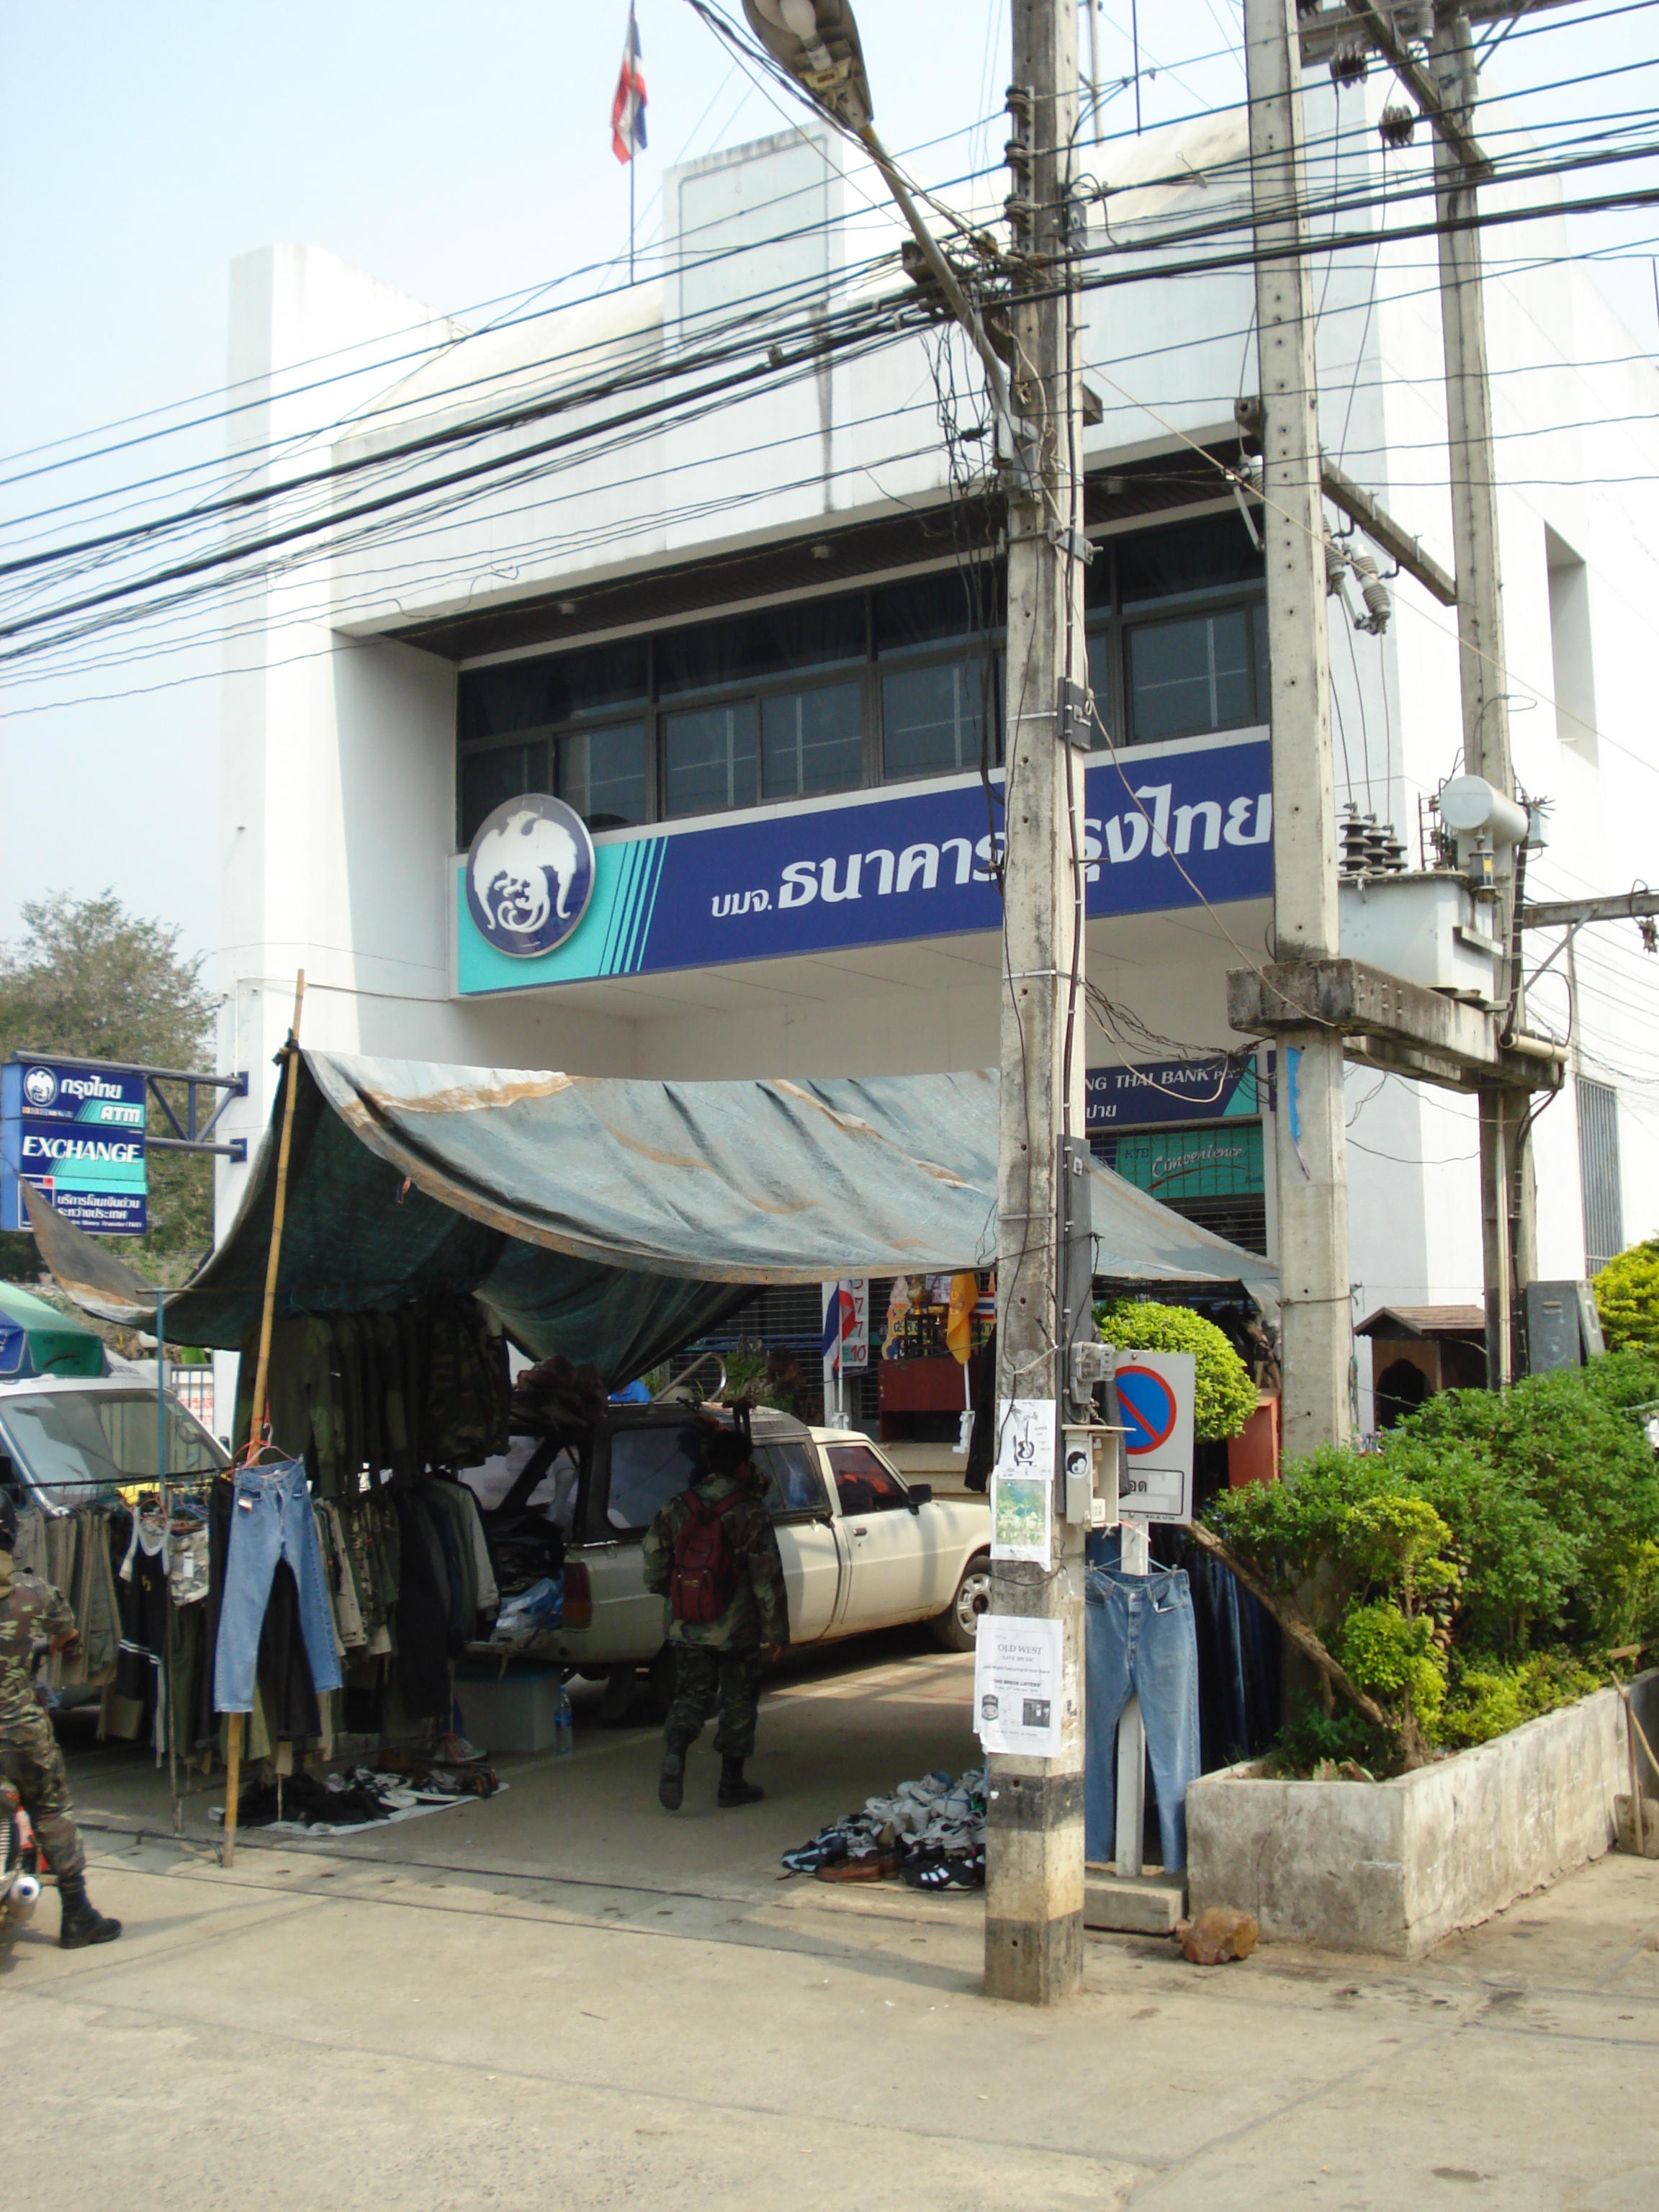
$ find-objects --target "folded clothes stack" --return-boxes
[489,1575,564,1644]
[782,1766,986,1892]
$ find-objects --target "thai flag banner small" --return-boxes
[611,3,648,165]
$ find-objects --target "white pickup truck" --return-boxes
[471,1403,991,1711]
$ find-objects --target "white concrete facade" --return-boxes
[211,106,1659,1427]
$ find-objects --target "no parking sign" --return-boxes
[1111,1348,1196,1524]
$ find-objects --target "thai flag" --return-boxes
[821,1283,855,1378]
[611,3,648,166]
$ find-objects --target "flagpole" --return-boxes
[629,146,635,284]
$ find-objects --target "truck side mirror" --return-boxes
[906,1483,932,1511]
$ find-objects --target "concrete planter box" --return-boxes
[1186,1669,1659,1958]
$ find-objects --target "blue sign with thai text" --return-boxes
[1086,1054,1264,1131]
[1,1058,148,1236]
[455,735,1272,994]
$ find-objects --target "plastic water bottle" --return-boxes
[554,1684,575,1758]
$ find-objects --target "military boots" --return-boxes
[58,1874,121,1948]
[717,1755,763,1809]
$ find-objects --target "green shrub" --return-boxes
[1437,1653,1604,1749]
[1202,1354,1659,1773]
[1095,1298,1259,1442]
[1266,1697,1395,1780]
[1395,1354,1659,1653]
[1593,1240,1659,1358]
[1339,1602,1447,1728]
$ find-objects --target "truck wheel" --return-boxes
[932,1552,992,1652]
[597,1667,642,1727]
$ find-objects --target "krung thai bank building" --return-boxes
[211,102,1659,1426]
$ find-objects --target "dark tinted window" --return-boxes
[459,637,649,739]
[656,598,864,699]
[827,1442,908,1514]
[1118,512,1264,608]
[874,571,984,655]
[459,739,552,848]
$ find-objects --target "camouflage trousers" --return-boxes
[665,1645,767,1761]
[0,1698,86,1879]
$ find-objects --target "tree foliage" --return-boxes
[0,892,215,1282]
[1094,1296,1259,1442]
[1593,1238,1659,1359]
[1204,1352,1659,1771]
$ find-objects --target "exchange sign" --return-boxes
[1,1058,148,1236]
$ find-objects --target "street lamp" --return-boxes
[739,0,1016,443]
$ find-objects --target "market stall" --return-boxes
[21,1051,1277,1849]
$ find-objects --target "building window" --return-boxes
[559,723,647,831]
[664,701,758,817]
[1577,1076,1622,1274]
[453,507,1263,842]
[881,662,992,780]
[459,738,549,849]
[1125,604,1268,743]
[761,681,863,800]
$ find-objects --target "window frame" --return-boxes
[455,517,1263,845]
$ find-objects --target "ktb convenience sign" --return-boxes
[1,1059,148,1236]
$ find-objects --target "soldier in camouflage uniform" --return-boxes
[642,1419,788,1812]
[0,1494,122,1947]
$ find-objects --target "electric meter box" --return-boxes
[1062,1424,1119,1528]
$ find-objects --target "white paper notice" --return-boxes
[990,1398,1056,1564]
[974,1614,1064,1756]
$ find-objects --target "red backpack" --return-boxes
[669,1488,746,1624]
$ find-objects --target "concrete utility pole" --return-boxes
[1429,9,1527,1382]
[741,0,1092,2004]
[983,0,1092,2006]
[1244,0,1353,1457]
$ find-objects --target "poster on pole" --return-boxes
[989,1398,1055,1563]
[974,1614,1063,1756]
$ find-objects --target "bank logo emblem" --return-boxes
[22,1066,57,1110]
[465,793,596,959]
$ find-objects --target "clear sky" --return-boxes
[2,1,1653,965]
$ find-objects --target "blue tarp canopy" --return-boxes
[24,1051,1275,1385]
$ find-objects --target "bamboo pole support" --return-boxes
[222,971,305,1870]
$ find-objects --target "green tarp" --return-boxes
[25,1052,1276,1385]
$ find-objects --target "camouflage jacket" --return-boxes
[0,1549,75,1730]
[642,1470,789,1650]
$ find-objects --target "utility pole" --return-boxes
[983,0,1092,2006]
[1429,9,1525,1382]
[739,0,1091,2005]
[1244,0,1352,1457]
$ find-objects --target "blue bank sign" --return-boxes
[456,734,1272,994]
[1,1059,148,1236]
[1085,1054,1266,1132]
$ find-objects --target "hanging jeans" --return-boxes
[1084,1550,1201,1871]
[213,1461,343,1714]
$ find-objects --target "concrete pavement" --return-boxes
[4,1635,1657,2208]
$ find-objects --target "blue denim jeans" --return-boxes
[1084,1550,1201,1871]
[213,1460,343,1714]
